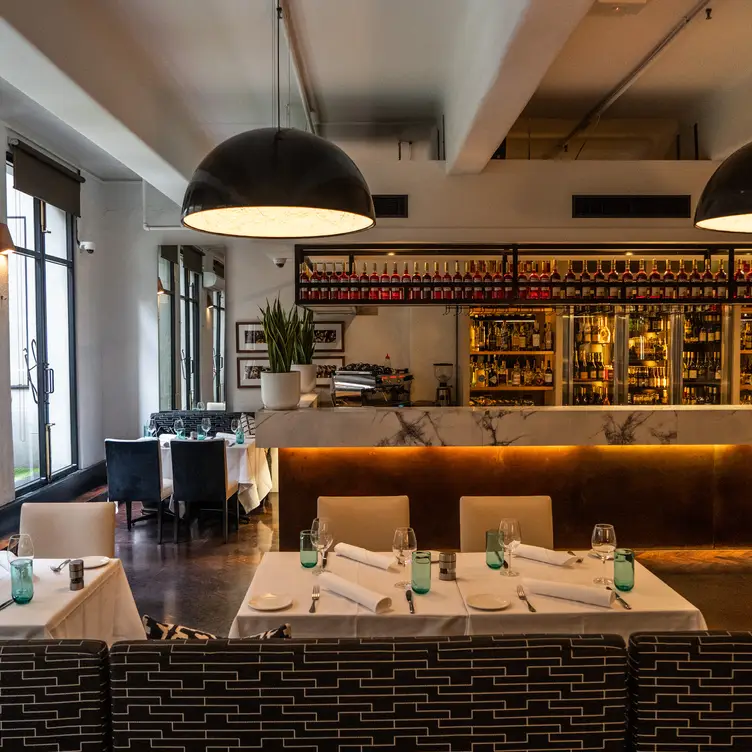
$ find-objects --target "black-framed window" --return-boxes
[6,160,77,492]
[179,251,201,409]
[212,290,225,403]
[158,255,176,410]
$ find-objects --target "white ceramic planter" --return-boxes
[291,363,317,393]
[260,371,301,410]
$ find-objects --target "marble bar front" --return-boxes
[256,406,752,551]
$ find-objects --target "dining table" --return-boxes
[0,557,145,644]
[229,550,707,641]
[159,435,273,513]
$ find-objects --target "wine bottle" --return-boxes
[663,259,676,300]
[715,260,727,299]
[550,259,562,299]
[636,260,648,299]
[649,259,662,299]
[369,263,380,301]
[432,262,443,301]
[463,262,473,300]
[453,261,464,300]
[391,262,402,301]
[409,262,421,301]
[734,258,747,300]
[360,261,370,301]
[529,262,540,300]
[544,360,553,385]
[349,262,360,301]
[581,260,593,299]
[539,261,551,300]
[564,259,577,299]
[607,259,620,300]
[622,260,635,299]
[483,261,493,300]
[594,259,606,299]
[518,262,528,300]
[421,262,432,301]
[690,260,702,299]
[503,260,514,300]
[492,260,503,300]
[443,261,453,300]
[472,262,484,301]
[380,262,390,301]
[702,259,714,299]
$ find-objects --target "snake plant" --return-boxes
[295,308,316,365]
[259,298,298,373]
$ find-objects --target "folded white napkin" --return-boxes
[319,572,392,613]
[0,552,40,582]
[515,544,578,567]
[522,577,614,608]
[333,543,395,571]
[214,432,237,445]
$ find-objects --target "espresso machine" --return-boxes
[434,363,453,406]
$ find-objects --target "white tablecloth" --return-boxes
[229,551,707,641]
[0,559,144,644]
[160,437,272,513]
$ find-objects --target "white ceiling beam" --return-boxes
[0,1,214,203]
[444,0,592,175]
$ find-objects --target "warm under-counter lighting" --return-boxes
[0,222,15,254]
[695,141,752,232]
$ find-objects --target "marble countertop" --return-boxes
[255,405,752,448]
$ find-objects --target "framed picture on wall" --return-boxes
[313,356,345,386]
[313,321,345,353]
[237,357,268,388]
[236,321,266,353]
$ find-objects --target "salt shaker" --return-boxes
[69,559,85,591]
[439,552,457,581]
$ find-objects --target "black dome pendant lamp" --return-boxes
[181,3,375,239]
[695,142,752,232]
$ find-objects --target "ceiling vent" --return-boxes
[589,0,650,16]
[373,195,408,219]
[572,194,691,219]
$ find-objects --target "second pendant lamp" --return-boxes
[181,2,374,239]
[695,142,752,232]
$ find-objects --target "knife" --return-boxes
[405,589,415,614]
[606,586,632,610]
[0,598,15,612]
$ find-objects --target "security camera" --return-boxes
[273,257,287,268]
[79,241,96,254]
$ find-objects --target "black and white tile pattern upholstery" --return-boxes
[149,411,254,438]
[629,631,752,751]
[110,635,628,751]
[0,640,109,752]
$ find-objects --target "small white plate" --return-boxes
[466,593,511,611]
[81,556,110,570]
[248,593,293,612]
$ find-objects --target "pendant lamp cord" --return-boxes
[275,0,282,130]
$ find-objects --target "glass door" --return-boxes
[6,166,77,490]
[681,307,723,405]
[566,312,615,405]
[627,309,671,405]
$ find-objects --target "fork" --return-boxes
[567,550,584,564]
[516,585,537,613]
[309,584,320,613]
[50,559,71,574]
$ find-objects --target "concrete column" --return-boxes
[0,123,17,504]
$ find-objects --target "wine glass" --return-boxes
[392,527,417,590]
[8,533,34,562]
[196,401,205,411]
[498,518,522,577]
[148,417,157,437]
[310,517,333,576]
[591,523,617,585]
[201,417,211,436]
[173,418,185,439]
[230,418,240,435]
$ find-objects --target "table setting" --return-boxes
[0,534,145,643]
[230,516,707,641]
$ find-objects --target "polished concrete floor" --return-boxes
[111,497,752,636]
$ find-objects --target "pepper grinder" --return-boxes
[439,552,457,581]
[69,559,84,591]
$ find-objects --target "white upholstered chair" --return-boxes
[459,496,554,552]
[317,496,410,551]
[19,502,116,558]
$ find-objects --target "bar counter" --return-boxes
[257,406,752,551]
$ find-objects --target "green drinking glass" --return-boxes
[300,530,318,568]
[614,548,635,592]
[11,559,34,604]
[411,551,431,594]
[485,529,504,569]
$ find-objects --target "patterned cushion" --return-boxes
[111,635,627,751]
[141,614,290,640]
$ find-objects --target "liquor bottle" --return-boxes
[488,357,498,387]
[453,261,464,300]
[354,261,368,301]
[594,259,606,299]
[421,262,432,301]
[391,262,402,301]
[511,360,522,386]
[499,359,508,385]
[734,259,748,299]
[544,322,553,350]
[690,260,702,298]
[336,262,348,300]
[564,259,578,299]
[550,259,562,299]
[443,262,453,300]
[472,261,484,300]
[491,260,503,300]
[523,360,534,386]
[463,262,473,301]
[517,262,528,300]
[503,260,514,300]
[539,261,551,300]
[475,356,487,388]
[379,262,390,301]
[529,262,540,299]
[348,263,360,301]
[589,354,597,381]
[715,356,722,382]
[622,260,635,299]
[532,322,541,350]
[409,262,421,301]
[702,259,714,299]
[649,259,662,299]
[606,259,620,300]
[579,354,588,381]
[483,261,494,300]
[544,360,553,385]
[635,260,649,299]
[320,263,331,300]
[299,263,310,301]
[369,263,380,301]
[432,262,443,301]
[308,263,321,300]
[663,259,676,300]
[745,261,752,301]
[689,355,698,381]
[581,260,593,299]
[715,260,727,299]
